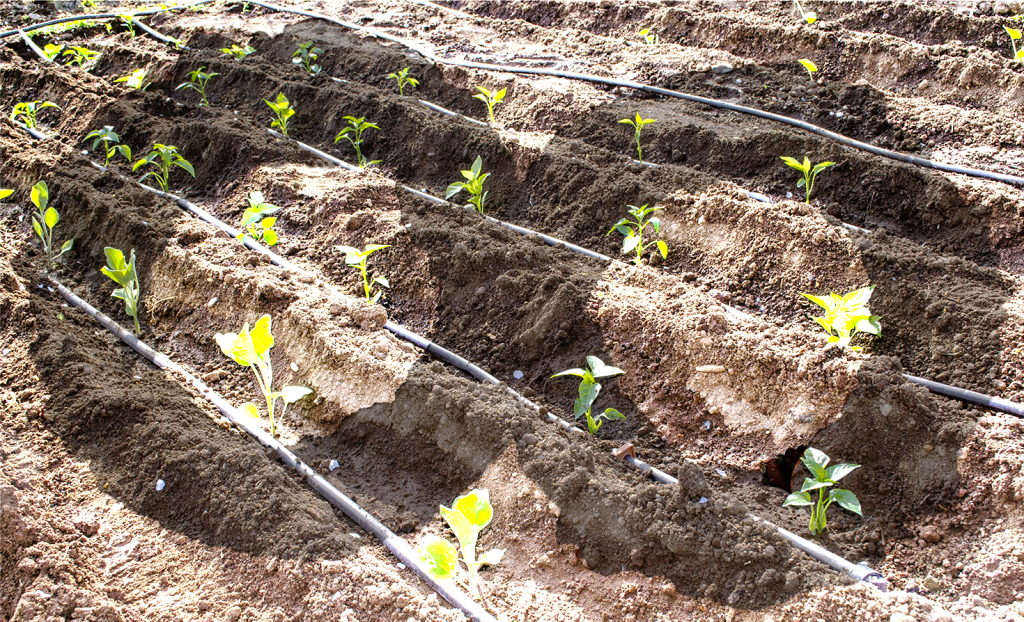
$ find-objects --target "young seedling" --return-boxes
[619,112,656,163]
[84,126,132,168]
[215,315,312,436]
[120,14,137,37]
[29,181,73,270]
[101,247,141,336]
[606,203,668,266]
[473,85,506,124]
[334,244,390,304]
[334,116,380,169]
[638,28,659,44]
[793,0,816,24]
[445,156,490,213]
[782,447,862,536]
[292,41,322,76]
[11,101,60,129]
[114,68,149,90]
[387,67,419,96]
[175,66,219,106]
[798,58,818,82]
[62,46,99,66]
[43,43,64,61]
[221,43,256,60]
[780,156,833,204]
[237,191,281,245]
[265,92,295,136]
[551,356,626,435]
[800,286,881,351]
[418,489,503,609]
[1006,26,1024,62]
[133,144,196,192]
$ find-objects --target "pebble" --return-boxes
[696,365,727,373]
[329,460,340,471]
[711,62,734,74]
[513,370,524,379]
[155,479,165,491]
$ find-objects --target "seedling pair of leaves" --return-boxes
[29,181,73,270]
[446,156,489,213]
[473,86,505,124]
[800,285,881,351]
[84,126,131,168]
[335,116,380,169]
[419,489,504,608]
[638,28,658,44]
[334,244,390,303]
[780,155,833,204]
[619,113,655,162]
[42,43,64,61]
[387,67,419,96]
[237,191,281,246]
[101,247,141,336]
[63,46,99,66]
[782,447,862,536]
[215,315,313,436]
[265,92,295,136]
[607,204,668,266]
[115,68,149,90]
[221,43,256,60]
[134,144,195,192]
[176,67,219,106]
[293,41,322,76]
[11,101,60,129]
[552,356,626,434]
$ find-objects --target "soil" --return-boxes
[3,0,1024,621]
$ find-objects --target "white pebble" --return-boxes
[329,460,340,471]
[155,479,165,491]
[397,563,407,569]
[702,420,711,430]
[291,362,298,371]
[513,370,524,379]
[699,497,708,504]
[786,192,793,198]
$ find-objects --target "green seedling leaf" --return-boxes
[575,380,601,419]
[387,67,420,96]
[601,408,625,421]
[587,355,624,378]
[619,112,656,162]
[440,503,476,553]
[606,204,667,265]
[0,189,12,201]
[31,180,48,210]
[831,489,863,515]
[452,489,493,529]
[783,491,813,507]
[825,462,860,482]
[781,155,833,204]
[555,356,626,435]
[239,402,261,419]
[250,314,274,356]
[44,207,58,228]
[419,536,458,580]
[101,247,141,335]
[784,447,863,535]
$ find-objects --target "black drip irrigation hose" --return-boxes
[131,17,192,50]
[904,374,1024,418]
[46,277,497,622]
[0,0,218,40]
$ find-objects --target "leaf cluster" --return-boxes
[29,181,74,271]
[552,356,626,434]
[334,116,380,169]
[387,67,419,96]
[445,156,490,213]
[334,244,390,304]
[782,447,862,535]
[638,28,659,44]
[101,247,141,336]
[221,43,256,60]
[800,285,881,351]
[63,46,99,66]
[292,41,322,76]
[175,66,219,106]
[264,92,294,136]
[114,68,149,90]
[606,203,667,266]
[237,191,281,246]
[780,155,833,204]
[473,86,506,124]
[11,100,60,130]
[84,126,131,168]
[43,42,64,61]
[133,144,195,192]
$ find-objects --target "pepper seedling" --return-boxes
[798,58,818,82]
[780,155,833,204]
[619,112,656,163]
[62,46,99,66]
[84,126,131,168]
[215,315,312,436]
[265,92,295,136]
[221,43,256,60]
[552,356,626,434]
[783,447,862,536]
[418,489,504,609]
[237,191,281,245]
[43,43,64,61]
[11,101,60,129]
[133,144,196,192]
[29,181,73,270]
[101,247,141,336]
[334,116,380,169]
[175,66,219,106]
[606,203,667,266]
[292,41,322,76]
[334,244,390,304]
[1006,26,1024,62]
[793,0,816,23]
[638,28,659,44]
[445,156,490,213]
[800,286,881,351]
[114,68,149,90]
[120,14,137,37]
[473,85,506,124]
[387,67,419,96]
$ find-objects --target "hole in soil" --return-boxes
[761,445,808,493]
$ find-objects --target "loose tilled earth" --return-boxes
[3,0,1024,620]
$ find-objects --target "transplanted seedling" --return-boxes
[552,356,626,434]
[473,85,506,124]
[43,43,64,61]
[798,58,818,82]
[446,156,490,213]
[101,247,141,336]
[115,68,149,90]
[120,14,137,37]
[1006,26,1024,62]
[84,126,131,167]
[606,203,667,266]
[175,66,219,106]
[387,67,419,96]
[783,447,862,536]
[237,191,281,245]
[418,489,504,609]
[334,116,380,169]
[334,244,390,304]
[63,46,99,66]
[265,92,295,136]
[638,28,659,44]
[215,315,313,436]
[800,285,881,351]
[292,41,322,76]
[221,43,256,60]
[133,144,195,192]
[11,100,60,129]
[780,155,833,204]
[29,181,73,270]
[793,0,816,24]
[619,112,656,163]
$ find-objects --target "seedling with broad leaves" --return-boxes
[798,58,818,82]
[334,244,390,304]
[176,67,219,106]
[215,315,312,436]
[101,247,141,336]
[293,41,322,76]
[607,203,667,266]
[793,0,816,24]
[552,356,626,434]
[120,14,137,37]
[115,68,149,90]
[43,43,64,61]
[801,286,881,351]
[446,156,489,213]
[221,43,256,60]
[1006,26,1024,62]
[334,116,380,169]
[388,67,419,96]
[84,126,131,168]
[11,101,60,129]
[237,191,281,246]
[473,86,506,124]
[638,28,659,44]
[29,181,73,270]
[134,144,196,192]
[63,46,99,66]
[782,447,862,536]
[418,489,503,610]
[780,155,833,204]
[265,92,294,136]
[619,113,656,163]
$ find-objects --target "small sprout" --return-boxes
[221,43,256,60]
[237,191,281,246]
[619,112,656,163]
[445,156,489,213]
[334,244,390,304]
[119,14,137,37]
[387,67,419,96]
[780,155,833,204]
[11,100,60,129]
[29,181,74,270]
[292,41,322,76]
[606,203,667,266]
[175,66,219,106]
[1006,26,1024,62]
[473,85,506,124]
[552,356,626,435]
[0,189,12,201]
[101,247,141,336]
[84,126,132,168]
[638,28,659,44]
[800,286,881,351]
[215,315,312,436]
[418,489,503,608]
[793,0,816,24]
[783,447,862,536]
[42,43,64,61]
[62,46,99,66]
[114,68,149,90]
[334,116,380,169]
[133,144,196,192]
[797,58,818,82]
[265,92,295,136]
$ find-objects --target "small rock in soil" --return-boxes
[711,62,735,74]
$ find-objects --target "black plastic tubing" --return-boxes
[0,0,217,39]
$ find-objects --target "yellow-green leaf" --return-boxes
[250,314,274,356]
